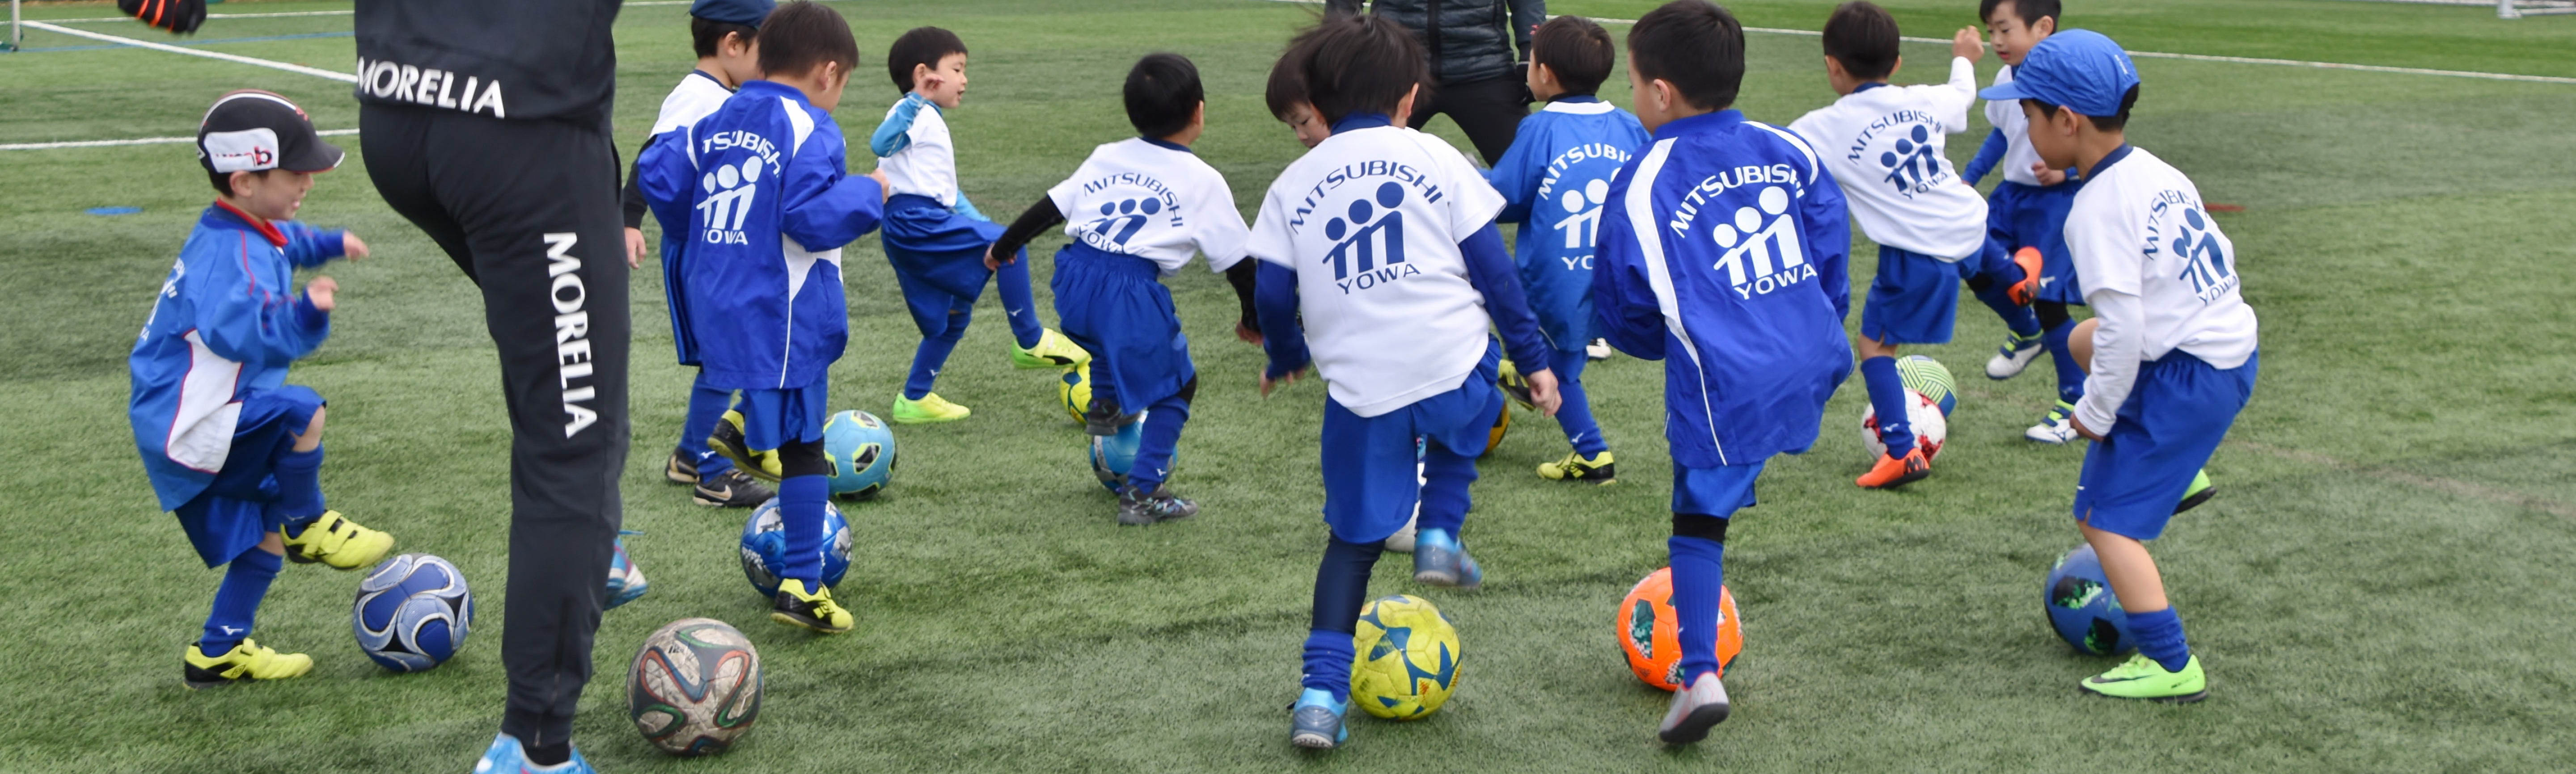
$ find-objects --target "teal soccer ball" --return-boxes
[2045,544,2136,655]
[822,410,894,499]
[1895,355,1956,416]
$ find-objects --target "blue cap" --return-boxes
[689,0,774,28]
[1977,29,2140,117]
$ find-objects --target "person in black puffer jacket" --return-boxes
[1327,0,1547,164]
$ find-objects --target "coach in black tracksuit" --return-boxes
[1327,0,1546,165]
[353,0,626,764]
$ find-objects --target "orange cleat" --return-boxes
[1856,447,1931,489]
[2005,246,2045,306]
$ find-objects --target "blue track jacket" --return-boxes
[639,80,885,391]
[129,202,343,509]
[1486,96,1651,349]
[1591,110,1855,467]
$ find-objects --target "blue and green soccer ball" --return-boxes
[1088,414,1145,492]
[1895,355,1956,416]
[822,409,894,499]
[740,498,852,598]
[2045,544,2136,655]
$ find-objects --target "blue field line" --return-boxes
[18,31,353,53]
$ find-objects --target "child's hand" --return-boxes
[1523,367,1563,417]
[981,244,1007,271]
[1260,367,1307,398]
[2033,162,2067,186]
[915,74,945,97]
[1953,27,1985,63]
[305,276,339,312]
[1233,322,1264,346]
[867,168,892,201]
[624,227,647,269]
[341,232,369,260]
[2070,413,2105,442]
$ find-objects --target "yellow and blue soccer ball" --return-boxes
[1351,594,1462,720]
[354,553,474,672]
[1057,363,1092,424]
[1895,354,1956,416]
[821,410,895,499]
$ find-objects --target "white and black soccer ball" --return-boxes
[1861,389,1949,462]
[353,553,474,672]
[630,618,763,756]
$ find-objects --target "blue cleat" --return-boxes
[473,733,596,774]
[1411,528,1483,589]
[1289,688,1350,749]
[605,534,647,611]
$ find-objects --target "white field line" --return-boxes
[19,20,357,82]
[0,128,358,152]
[37,0,692,23]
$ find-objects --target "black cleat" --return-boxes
[693,468,776,508]
[1117,484,1199,526]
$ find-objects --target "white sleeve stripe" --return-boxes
[166,330,245,473]
[781,97,816,154]
[1623,138,1729,464]
[1749,122,1822,186]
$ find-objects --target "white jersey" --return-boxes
[1246,125,1507,417]
[876,97,958,206]
[1983,65,2049,186]
[1045,138,1251,276]
[1788,57,1987,261]
[2068,146,2260,433]
[650,70,732,137]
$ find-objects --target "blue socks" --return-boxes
[1301,629,1359,703]
[202,547,282,653]
[1548,349,1608,456]
[2043,320,2085,404]
[1416,443,1477,536]
[904,304,972,400]
[2128,607,2192,673]
[1860,356,1916,458]
[777,474,829,585]
[1125,394,1190,493]
[271,445,325,525]
[1973,273,2042,338]
[994,251,1044,349]
[682,373,735,480]
[1668,534,1727,682]
[1305,535,1385,702]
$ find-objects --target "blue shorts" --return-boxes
[1673,462,1764,518]
[1318,345,1503,543]
[734,381,829,452]
[882,195,1013,337]
[1987,180,2084,305]
[1051,243,1193,408]
[1861,244,1961,345]
[173,386,325,567]
[2074,351,2259,540]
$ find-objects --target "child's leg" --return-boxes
[1964,242,2042,337]
[2082,524,2190,671]
[992,247,1045,349]
[681,370,736,480]
[201,534,286,653]
[1855,336,1916,458]
[1547,348,1608,456]
[1415,440,1478,538]
[2039,301,2086,405]
[903,298,974,400]
[1302,534,1386,703]
[1668,517,1728,683]
[1124,381,1193,494]
[272,408,328,535]
[774,438,830,586]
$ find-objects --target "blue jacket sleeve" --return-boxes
[1459,222,1554,367]
[1589,179,1666,361]
[952,191,988,223]
[1962,128,2005,186]
[1484,120,1542,226]
[275,221,345,268]
[1803,171,1854,321]
[1255,261,1308,380]
[868,94,924,158]
[637,130,696,234]
[191,239,328,367]
[778,135,885,252]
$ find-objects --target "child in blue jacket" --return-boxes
[131,91,394,687]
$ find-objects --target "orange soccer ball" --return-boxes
[1617,567,1740,691]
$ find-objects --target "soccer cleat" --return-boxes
[2080,653,2208,703]
[1856,447,1931,489]
[663,446,699,484]
[1587,338,1613,361]
[1117,484,1200,526]
[2026,401,2080,445]
[771,578,854,634]
[1657,672,1732,744]
[1288,688,1350,749]
[1985,329,2047,379]
[1083,395,1140,437]
[281,510,393,570]
[2174,469,2216,515]
[183,639,312,688]
[692,468,776,508]
[473,733,597,774]
[1011,328,1091,370]
[1410,528,1483,589]
[1497,358,1535,411]
[1537,450,1617,484]
[708,410,784,480]
[889,393,971,424]
[2005,246,2045,306]
[605,534,648,611]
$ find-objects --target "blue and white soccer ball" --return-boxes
[740,497,853,597]
[1088,412,1149,492]
[354,553,474,672]
[822,409,896,499]
[2045,544,2136,656]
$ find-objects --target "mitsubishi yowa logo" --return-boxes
[1323,181,1421,294]
[1084,197,1163,249]
[1878,124,1943,195]
[2161,202,2238,302]
[1552,178,1611,254]
[698,157,765,245]
[1709,185,1817,299]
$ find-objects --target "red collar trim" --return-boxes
[212,199,289,248]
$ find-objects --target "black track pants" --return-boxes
[360,103,627,750]
[1408,74,1529,166]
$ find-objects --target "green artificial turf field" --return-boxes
[3,0,2573,771]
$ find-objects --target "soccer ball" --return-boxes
[822,409,895,499]
[1895,354,1957,416]
[1087,413,1160,492]
[353,553,474,673]
[1861,389,1949,461]
[629,618,762,756]
[1483,386,1512,458]
[2045,544,2136,655]
[1350,594,1462,720]
[1057,363,1092,423]
[739,497,853,597]
[1616,567,1739,691]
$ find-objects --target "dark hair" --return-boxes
[207,169,271,197]
[1299,14,1427,125]
[1531,16,1615,96]
[1124,53,1205,139]
[690,16,759,59]
[1979,0,2059,29]
[2026,84,2139,131]
[1822,1,1900,81]
[1265,25,1325,119]
[754,1,857,81]
[1626,0,1745,111]
[887,26,967,94]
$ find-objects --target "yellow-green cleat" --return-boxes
[1011,328,1091,370]
[2174,469,2216,515]
[1537,450,1617,484]
[281,510,392,570]
[890,393,971,424]
[184,639,313,688]
[707,409,784,481]
[771,578,854,634]
[2080,653,2208,703]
